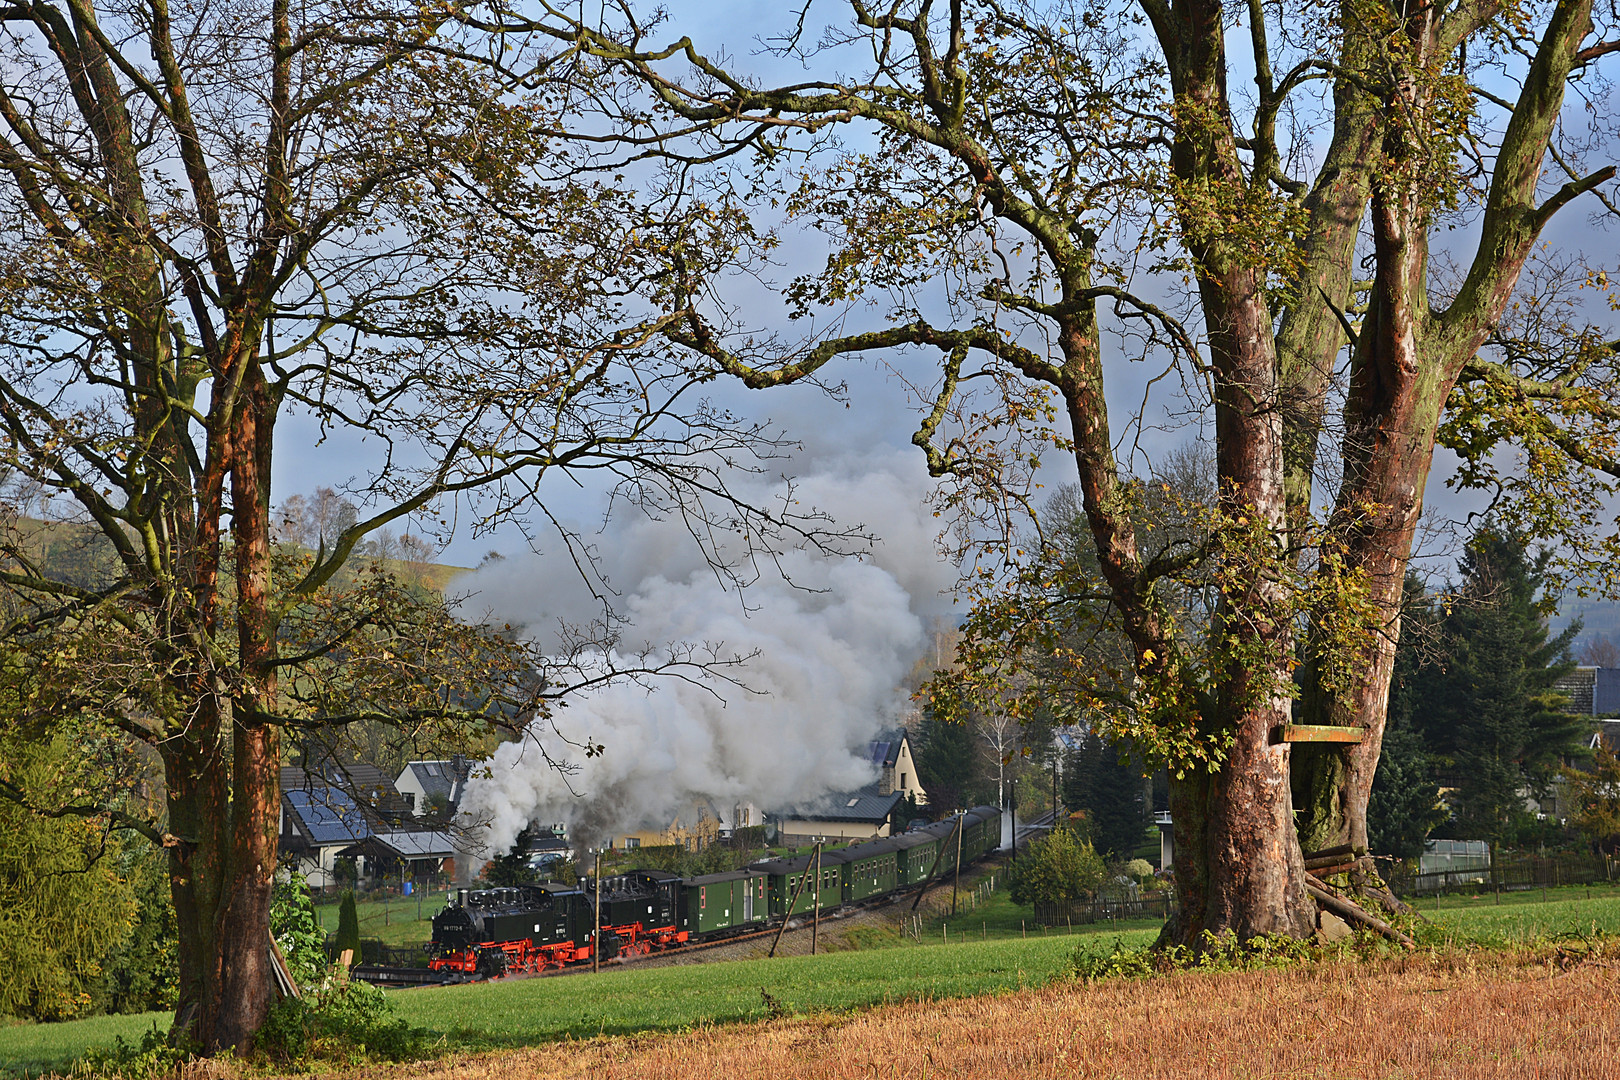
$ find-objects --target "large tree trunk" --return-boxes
[1292,149,1442,856]
[1134,0,1321,943]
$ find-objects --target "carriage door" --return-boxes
[743,880,753,921]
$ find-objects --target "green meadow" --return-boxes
[4,883,1619,1076]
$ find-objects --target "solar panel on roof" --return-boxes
[284,787,373,845]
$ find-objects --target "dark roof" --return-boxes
[843,837,902,862]
[867,728,908,769]
[780,788,903,825]
[751,849,853,875]
[281,763,411,820]
[1591,720,1620,753]
[684,870,765,886]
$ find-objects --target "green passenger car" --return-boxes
[891,830,941,886]
[680,870,767,935]
[967,805,1003,857]
[839,838,899,901]
[751,851,845,917]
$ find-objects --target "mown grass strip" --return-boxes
[0,1012,168,1078]
[389,932,1145,1050]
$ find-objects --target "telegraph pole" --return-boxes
[811,842,823,955]
[951,813,964,916]
[593,850,602,974]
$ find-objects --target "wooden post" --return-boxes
[769,855,815,958]
[951,814,964,916]
[812,842,822,956]
[911,815,964,912]
[593,851,602,975]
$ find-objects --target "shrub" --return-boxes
[271,871,328,990]
[1123,858,1154,882]
[1008,825,1106,907]
[96,836,179,1015]
[0,732,138,1021]
[83,1024,197,1079]
[1072,930,1325,982]
[256,977,425,1065]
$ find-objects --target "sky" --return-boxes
[267,0,1616,612]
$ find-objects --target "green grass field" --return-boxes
[313,893,444,949]
[5,882,1620,1077]
[0,1011,169,1079]
[388,932,1124,1051]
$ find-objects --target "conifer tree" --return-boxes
[1064,732,1149,861]
[1412,529,1591,842]
[1366,577,1448,860]
[915,711,979,815]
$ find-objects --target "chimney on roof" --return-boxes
[448,753,468,806]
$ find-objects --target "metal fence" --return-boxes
[325,937,427,967]
[1033,895,1175,926]
[1388,853,1619,896]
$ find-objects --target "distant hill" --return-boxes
[1,514,471,595]
[1552,597,1620,648]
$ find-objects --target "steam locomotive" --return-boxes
[426,805,1003,978]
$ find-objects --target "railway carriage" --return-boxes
[891,830,942,885]
[680,870,768,935]
[838,837,899,901]
[751,850,846,917]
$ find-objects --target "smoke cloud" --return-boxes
[456,447,952,855]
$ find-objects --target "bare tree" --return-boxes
[978,711,1021,810]
[1581,635,1620,669]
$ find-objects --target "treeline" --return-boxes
[911,709,1153,865]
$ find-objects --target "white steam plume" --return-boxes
[456,448,951,855]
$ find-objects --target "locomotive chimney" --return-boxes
[457,888,467,907]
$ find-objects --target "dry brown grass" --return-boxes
[318,949,1620,1080]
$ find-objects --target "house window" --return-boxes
[625,837,641,849]
[900,773,907,791]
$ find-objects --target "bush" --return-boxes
[1009,825,1106,907]
[0,732,138,1021]
[256,977,425,1065]
[271,871,328,990]
[83,1024,197,1080]
[1123,858,1154,882]
[1072,930,1325,982]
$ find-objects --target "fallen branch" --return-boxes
[1305,876,1415,950]
[1301,843,1358,863]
